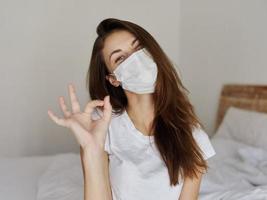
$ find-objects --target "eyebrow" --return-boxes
[108,37,138,62]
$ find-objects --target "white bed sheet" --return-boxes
[36,152,84,200]
[199,136,267,200]
[0,154,56,200]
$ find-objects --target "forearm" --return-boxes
[81,147,112,200]
[178,190,198,200]
[178,170,203,200]
[178,182,199,200]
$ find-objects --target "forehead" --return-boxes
[102,30,136,66]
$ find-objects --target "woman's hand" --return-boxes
[47,83,112,153]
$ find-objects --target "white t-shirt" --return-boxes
[92,108,216,200]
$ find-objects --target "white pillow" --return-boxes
[213,106,267,150]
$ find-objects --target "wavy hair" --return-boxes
[86,18,208,186]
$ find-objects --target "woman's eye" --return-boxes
[114,44,143,64]
[115,56,125,64]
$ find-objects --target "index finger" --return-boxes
[84,100,104,116]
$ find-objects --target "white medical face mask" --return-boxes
[112,48,158,94]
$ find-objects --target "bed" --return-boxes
[0,152,83,200]
[0,155,54,200]
[1,84,267,200]
[199,84,267,199]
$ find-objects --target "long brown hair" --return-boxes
[86,18,208,186]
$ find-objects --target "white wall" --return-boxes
[0,0,180,157]
[4,0,266,157]
[179,0,267,136]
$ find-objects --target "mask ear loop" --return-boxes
[108,72,116,79]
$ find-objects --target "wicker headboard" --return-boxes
[215,84,267,131]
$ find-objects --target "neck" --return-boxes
[125,91,155,135]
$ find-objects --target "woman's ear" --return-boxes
[106,75,120,87]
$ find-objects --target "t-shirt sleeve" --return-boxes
[91,108,112,155]
[192,126,216,160]
[104,128,112,155]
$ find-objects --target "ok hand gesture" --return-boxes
[47,83,112,152]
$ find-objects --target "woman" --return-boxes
[47,18,216,200]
